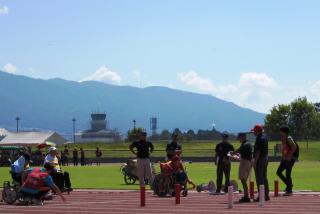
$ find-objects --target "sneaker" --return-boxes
[239,197,251,203]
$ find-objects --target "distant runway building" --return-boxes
[75,113,121,143]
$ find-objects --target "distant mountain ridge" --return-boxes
[0,71,265,135]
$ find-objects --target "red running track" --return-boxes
[1,190,320,214]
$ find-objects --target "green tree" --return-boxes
[264,104,291,140]
[127,127,144,142]
[159,130,171,140]
[264,97,319,141]
[289,97,317,141]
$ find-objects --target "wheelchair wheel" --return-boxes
[182,190,188,197]
[153,174,170,197]
[124,175,136,185]
[120,164,126,175]
[2,186,18,205]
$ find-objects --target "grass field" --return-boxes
[1,161,320,191]
[56,141,320,161]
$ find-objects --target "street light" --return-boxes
[15,116,20,133]
[133,119,136,131]
[72,118,76,143]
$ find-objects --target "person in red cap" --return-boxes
[252,124,270,201]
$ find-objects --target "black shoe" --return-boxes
[283,191,293,196]
[239,197,251,203]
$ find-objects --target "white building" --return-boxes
[0,131,66,146]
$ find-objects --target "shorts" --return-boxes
[239,159,252,181]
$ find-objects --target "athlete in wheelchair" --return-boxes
[2,151,31,204]
[44,147,73,193]
[153,155,196,197]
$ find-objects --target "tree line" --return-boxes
[127,97,319,142]
[127,127,235,142]
[264,97,320,141]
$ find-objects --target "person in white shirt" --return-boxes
[44,147,72,192]
[11,153,31,184]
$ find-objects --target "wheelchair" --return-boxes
[153,171,188,197]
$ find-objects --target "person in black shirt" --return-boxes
[63,146,69,166]
[231,133,253,203]
[129,131,154,188]
[95,147,102,166]
[252,125,270,201]
[166,134,182,160]
[215,132,234,194]
[80,148,85,166]
[72,148,78,166]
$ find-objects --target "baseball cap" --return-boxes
[251,124,263,133]
[48,147,57,153]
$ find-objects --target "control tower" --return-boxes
[90,113,107,131]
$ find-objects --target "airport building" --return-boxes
[75,113,121,143]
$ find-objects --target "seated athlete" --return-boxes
[20,163,66,206]
[11,152,31,184]
[44,147,72,192]
[160,155,196,189]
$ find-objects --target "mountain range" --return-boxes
[0,71,265,136]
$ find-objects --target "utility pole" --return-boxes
[15,116,20,133]
[133,119,136,131]
[72,118,76,143]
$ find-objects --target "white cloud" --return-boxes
[178,71,216,92]
[310,80,320,97]
[132,71,141,82]
[80,66,121,85]
[0,6,9,15]
[239,72,277,89]
[178,71,279,113]
[3,63,17,74]
[28,67,36,73]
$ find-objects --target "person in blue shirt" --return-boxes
[20,163,66,206]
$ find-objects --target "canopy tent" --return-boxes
[0,131,66,146]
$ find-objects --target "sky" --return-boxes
[0,0,320,113]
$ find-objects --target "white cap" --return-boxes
[48,147,57,153]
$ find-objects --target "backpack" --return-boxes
[292,142,299,159]
[286,138,299,159]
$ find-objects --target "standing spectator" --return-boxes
[129,131,154,188]
[277,126,298,196]
[214,132,234,194]
[72,148,78,166]
[95,147,102,166]
[63,146,69,166]
[231,133,253,203]
[60,151,66,166]
[166,133,182,160]
[252,125,270,201]
[80,148,85,166]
